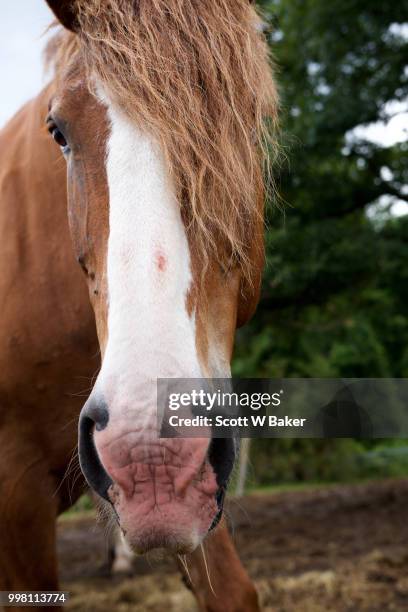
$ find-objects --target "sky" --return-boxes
[0,1,54,128]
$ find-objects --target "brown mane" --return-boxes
[46,0,278,281]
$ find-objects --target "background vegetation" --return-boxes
[233,0,408,487]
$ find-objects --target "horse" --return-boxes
[0,0,277,609]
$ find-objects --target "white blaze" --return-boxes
[96,98,202,425]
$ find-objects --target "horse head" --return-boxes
[45,0,277,554]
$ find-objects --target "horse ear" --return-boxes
[45,0,78,32]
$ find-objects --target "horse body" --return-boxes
[0,87,97,592]
[0,84,96,492]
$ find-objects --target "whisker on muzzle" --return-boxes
[178,553,193,587]
[201,542,216,597]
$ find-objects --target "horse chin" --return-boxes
[108,480,219,555]
[116,512,213,555]
[125,529,201,556]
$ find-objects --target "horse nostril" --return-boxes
[208,437,237,529]
[78,397,112,501]
[82,397,109,431]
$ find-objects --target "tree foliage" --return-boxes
[235,0,408,380]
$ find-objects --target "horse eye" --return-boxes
[47,122,69,152]
[51,127,67,148]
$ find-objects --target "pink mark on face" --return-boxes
[155,250,167,272]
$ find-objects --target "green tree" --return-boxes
[235,0,408,379]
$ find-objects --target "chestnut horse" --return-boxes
[0,0,277,609]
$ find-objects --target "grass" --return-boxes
[59,494,96,522]
[246,481,338,495]
[246,472,408,496]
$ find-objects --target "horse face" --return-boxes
[45,0,267,554]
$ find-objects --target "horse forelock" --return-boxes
[45,0,278,283]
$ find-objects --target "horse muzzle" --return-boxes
[78,396,236,552]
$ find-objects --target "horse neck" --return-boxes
[0,83,93,366]
[0,84,71,274]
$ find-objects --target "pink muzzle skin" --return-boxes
[95,429,219,553]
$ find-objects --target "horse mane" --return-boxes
[46,0,278,281]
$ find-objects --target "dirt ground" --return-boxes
[58,479,408,612]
